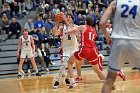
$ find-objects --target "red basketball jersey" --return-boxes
[80,25,97,47]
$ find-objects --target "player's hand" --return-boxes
[61,13,66,20]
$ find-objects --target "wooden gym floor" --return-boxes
[0,66,140,93]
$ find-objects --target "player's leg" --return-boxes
[91,64,106,80]
[67,54,79,88]
[28,51,41,76]
[30,57,41,76]
[75,60,84,83]
[101,71,117,93]
[18,58,25,77]
[18,50,26,77]
[53,56,69,89]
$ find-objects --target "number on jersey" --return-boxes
[121,4,137,19]
[89,32,95,41]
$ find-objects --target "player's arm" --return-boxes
[17,37,22,57]
[30,36,35,52]
[52,23,63,36]
[67,25,85,34]
[100,0,116,45]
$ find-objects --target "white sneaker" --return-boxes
[68,83,77,89]
[27,69,31,74]
[46,68,49,72]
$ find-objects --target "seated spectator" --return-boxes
[10,2,21,18]
[29,27,39,47]
[15,0,26,12]
[75,14,85,25]
[44,4,50,14]
[36,3,44,17]
[2,2,11,19]
[34,16,44,30]
[41,43,54,71]
[34,46,47,71]
[87,10,96,24]
[41,0,46,10]
[106,22,112,35]
[1,13,9,34]
[38,27,48,46]
[2,18,21,41]
[52,4,60,15]
[45,17,55,36]
[106,20,112,34]
[24,18,34,32]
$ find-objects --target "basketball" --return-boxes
[55,12,64,23]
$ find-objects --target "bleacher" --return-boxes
[0,0,112,76]
[0,34,110,75]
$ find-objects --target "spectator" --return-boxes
[44,4,50,14]
[24,19,34,32]
[15,0,26,12]
[75,14,85,25]
[41,43,54,71]
[10,2,20,18]
[41,0,46,10]
[106,20,112,35]
[34,16,44,30]
[45,17,54,36]
[2,2,11,19]
[3,18,21,40]
[29,27,39,47]
[52,4,60,15]
[1,13,9,34]
[38,27,48,45]
[34,45,46,71]
[87,10,96,24]
[36,3,44,17]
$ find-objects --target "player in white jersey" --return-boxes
[52,14,83,88]
[17,28,41,78]
[100,0,140,92]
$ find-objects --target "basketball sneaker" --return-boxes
[75,76,83,83]
[36,72,41,76]
[68,83,77,89]
[53,81,59,89]
[65,78,70,85]
[118,70,125,81]
[17,74,23,78]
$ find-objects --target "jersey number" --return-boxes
[121,4,137,19]
[89,32,95,41]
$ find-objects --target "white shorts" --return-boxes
[62,48,78,63]
[108,39,140,72]
[20,50,34,59]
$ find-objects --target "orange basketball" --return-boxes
[55,12,64,23]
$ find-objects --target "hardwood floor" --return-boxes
[0,66,140,93]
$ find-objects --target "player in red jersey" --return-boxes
[65,16,106,88]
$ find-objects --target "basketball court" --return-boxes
[0,66,140,93]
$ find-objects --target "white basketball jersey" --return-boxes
[62,25,78,49]
[112,0,140,39]
[21,35,32,51]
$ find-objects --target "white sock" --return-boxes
[70,78,75,84]
[36,70,38,73]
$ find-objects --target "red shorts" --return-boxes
[74,46,103,70]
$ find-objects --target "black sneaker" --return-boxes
[36,72,41,76]
[53,81,59,89]
[65,78,70,86]
[17,74,23,78]
[112,85,116,90]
